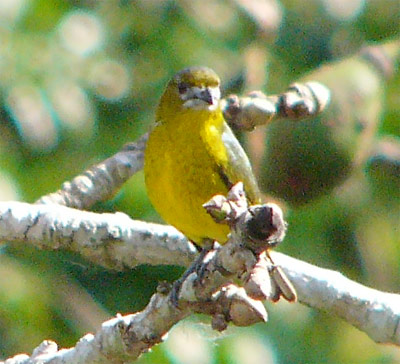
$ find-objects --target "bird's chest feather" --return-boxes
[161,115,227,199]
[144,112,230,241]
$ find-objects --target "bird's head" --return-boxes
[157,67,222,118]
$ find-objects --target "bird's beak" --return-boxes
[181,85,221,110]
[199,86,221,105]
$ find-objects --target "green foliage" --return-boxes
[0,0,399,362]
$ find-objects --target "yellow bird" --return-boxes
[144,67,261,247]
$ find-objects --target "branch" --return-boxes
[2,190,283,364]
[0,282,265,364]
[272,252,400,345]
[1,199,400,351]
[35,133,148,209]
[221,82,330,131]
[3,249,400,364]
[0,201,196,269]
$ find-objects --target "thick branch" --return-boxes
[0,281,266,364]
[0,201,195,269]
[1,200,400,347]
[273,252,400,345]
[2,248,400,364]
[0,294,190,364]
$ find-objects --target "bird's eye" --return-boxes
[178,83,189,94]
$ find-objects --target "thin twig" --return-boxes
[35,133,148,209]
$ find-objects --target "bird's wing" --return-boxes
[218,122,262,204]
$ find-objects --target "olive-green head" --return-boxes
[157,67,221,119]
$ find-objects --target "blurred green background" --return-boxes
[0,0,399,363]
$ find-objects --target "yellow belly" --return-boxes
[144,114,231,245]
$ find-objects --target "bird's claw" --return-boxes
[169,245,213,307]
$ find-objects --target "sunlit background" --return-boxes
[0,0,399,362]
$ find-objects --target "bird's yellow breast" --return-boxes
[144,108,231,244]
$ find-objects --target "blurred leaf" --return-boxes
[260,41,399,206]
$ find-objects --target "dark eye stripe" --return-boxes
[178,83,189,94]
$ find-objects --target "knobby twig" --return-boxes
[222,82,330,131]
[221,91,279,130]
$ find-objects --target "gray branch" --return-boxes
[272,252,400,345]
[0,200,400,363]
[35,133,148,209]
[0,201,196,269]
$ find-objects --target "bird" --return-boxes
[144,66,261,249]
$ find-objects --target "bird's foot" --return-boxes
[170,240,215,307]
